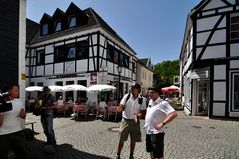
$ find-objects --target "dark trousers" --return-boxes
[0,130,27,159]
[146,133,165,158]
[41,111,56,145]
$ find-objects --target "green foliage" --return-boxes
[154,60,179,88]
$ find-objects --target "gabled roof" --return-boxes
[40,13,52,24]
[138,58,154,71]
[26,18,39,45]
[52,8,66,20]
[180,0,209,59]
[88,8,136,55]
[65,2,88,19]
[30,3,136,55]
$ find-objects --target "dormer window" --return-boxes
[55,20,62,32]
[69,16,76,28]
[42,24,48,35]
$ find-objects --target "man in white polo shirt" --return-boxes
[116,82,146,159]
[144,87,177,159]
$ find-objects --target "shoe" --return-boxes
[116,155,120,159]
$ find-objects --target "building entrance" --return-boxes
[196,80,209,115]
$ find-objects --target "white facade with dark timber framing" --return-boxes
[180,0,239,118]
[26,3,137,102]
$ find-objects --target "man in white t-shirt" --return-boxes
[116,83,147,159]
[0,84,27,159]
[144,87,177,159]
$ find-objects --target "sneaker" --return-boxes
[129,155,134,159]
[116,156,120,159]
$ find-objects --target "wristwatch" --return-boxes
[162,122,166,125]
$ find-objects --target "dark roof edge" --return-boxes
[88,8,137,55]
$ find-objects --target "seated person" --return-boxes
[99,101,107,109]
[67,97,74,106]
[75,97,81,105]
[57,96,64,106]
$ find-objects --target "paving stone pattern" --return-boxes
[24,112,239,159]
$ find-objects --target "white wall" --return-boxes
[212,103,225,116]
[214,65,226,80]
[213,82,226,101]
[19,0,26,103]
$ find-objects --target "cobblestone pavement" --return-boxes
[24,111,239,159]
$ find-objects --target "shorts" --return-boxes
[146,133,165,158]
[119,118,142,143]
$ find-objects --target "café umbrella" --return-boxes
[161,85,180,93]
[25,86,43,92]
[48,85,64,92]
[63,84,87,91]
[87,84,116,92]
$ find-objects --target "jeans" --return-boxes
[0,130,26,159]
[40,110,56,145]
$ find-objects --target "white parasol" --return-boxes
[87,84,116,92]
[48,85,64,92]
[25,86,43,92]
[63,84,87,91]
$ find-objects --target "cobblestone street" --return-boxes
[24,111,239,159]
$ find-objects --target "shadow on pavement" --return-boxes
[26,138,111,159]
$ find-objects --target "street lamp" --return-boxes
[117,66,122,103]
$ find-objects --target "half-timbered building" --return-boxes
[26,3,138,102]
[180,0,239,118]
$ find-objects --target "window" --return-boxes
[42,24,48,36]
[107,44,114,62]
[124,54,129,68]
[36,50,45,65]
[232,73,239,111]
[54,46,65,63]
[67,46,76,59]
[114,50,119,64]
[230,14,239,40]
[77,40,89,59]
[55,20,62,32]
[120,53,124,66]
[69,16,76,28]
[132,62,136,73]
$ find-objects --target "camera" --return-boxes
[0,92,13,113]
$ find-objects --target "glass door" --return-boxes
[197,80,209,115]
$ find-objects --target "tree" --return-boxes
[153,60,179,89]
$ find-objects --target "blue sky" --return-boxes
[26,0,202,64]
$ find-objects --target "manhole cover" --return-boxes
[108,127,119,132]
